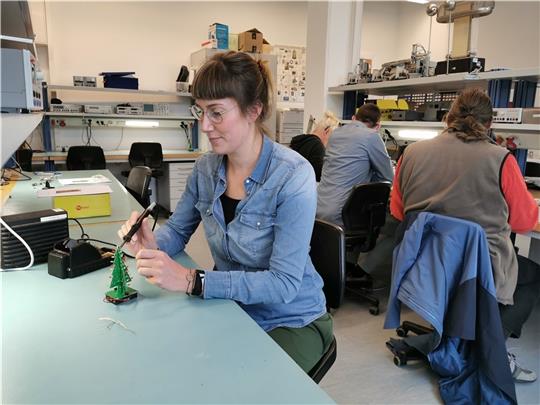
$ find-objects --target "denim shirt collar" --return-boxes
[215,134,273,185]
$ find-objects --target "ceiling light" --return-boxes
[407,0,429,4]
[398,129,438,140]
[125,120,160,128]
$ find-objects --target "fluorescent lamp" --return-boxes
[407,0,429,3]
[125,120,160,128]
[398,129,438,140]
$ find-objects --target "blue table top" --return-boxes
[1,170,334,404]
[0,169,140,224]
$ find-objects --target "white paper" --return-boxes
[37,184,113,197]
[58,175,111,185]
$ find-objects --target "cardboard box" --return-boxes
[53,193,111,218]
[262,39,272,54]
[238,28,263,53]
[208,23,228,50]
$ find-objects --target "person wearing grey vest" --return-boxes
[390,88,540,383]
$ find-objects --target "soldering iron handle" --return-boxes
[122,202,157,244]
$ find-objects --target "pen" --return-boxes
[56,189,81,193]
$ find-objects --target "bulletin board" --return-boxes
[273,45,306,104]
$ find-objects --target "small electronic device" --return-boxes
[83,76,96,87]
[1,48,42,110]
[391,110,424,121]
[142,103,169,116]
[119,202,156,249]
[50,104,83,113]
[421,101,452,122]
[84,105,113,114]
[116,105,142,115]
[434,56,485,75]
[73,75,85,86]
[48,238,114,279]
[1,209,69,269]
[521,108,540,125]
[492,108,522,124]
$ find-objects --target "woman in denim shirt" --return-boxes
[118,51,332,373]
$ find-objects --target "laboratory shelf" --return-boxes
[328,68,540,96]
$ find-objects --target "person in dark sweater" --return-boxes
[289,111,340,181]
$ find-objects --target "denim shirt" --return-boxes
[155,135,327,332]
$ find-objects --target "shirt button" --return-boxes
[206,209,210,215]
[256,222,261,227]
[245,179,250,184]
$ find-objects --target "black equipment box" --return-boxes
[48,239,113,279]
[391,110,424,121]
[1,209,69,269]
[435,57,485,75]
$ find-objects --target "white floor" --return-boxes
[184,224,540,404]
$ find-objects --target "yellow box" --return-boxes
[53,193,111,218]
[228,33,238,51]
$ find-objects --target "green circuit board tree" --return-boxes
[105,250,138,304]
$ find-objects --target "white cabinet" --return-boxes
[276,109,304,144]
[158,161,196,212]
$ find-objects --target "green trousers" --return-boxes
[268,313,334,373]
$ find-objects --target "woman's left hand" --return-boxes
[135,249,194,293]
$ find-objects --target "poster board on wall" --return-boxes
[273,45,306,105]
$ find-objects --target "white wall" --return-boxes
[477,1,540,69]
[359,2,401,71]
[363,1,540,72]
[44,1,308,92]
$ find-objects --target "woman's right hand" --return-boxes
[117,211,158,256]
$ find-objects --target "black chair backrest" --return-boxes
[310,219,346,310]
[341,181,391,251]
[15,148,33,171]
[309,336,337,384]
[126,166,152,207]
[128,143,163,170]
[66,146,106,170]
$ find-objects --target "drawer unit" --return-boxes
[158,161,195,212]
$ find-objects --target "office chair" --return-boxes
[307,219,346,383]
[15,148,33,172]
[342,181,392,315]
[126,166,152,208]
[121,143,169,217]
[66,146,106,170]
[384,213,516,404]
[125,165,159,230]
[122,142,164,177]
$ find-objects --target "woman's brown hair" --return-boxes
[445,88,493,142]
[191,51,273,132]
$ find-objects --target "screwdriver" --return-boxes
[118,202,157,249]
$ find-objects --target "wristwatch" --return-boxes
[192,270,205,297]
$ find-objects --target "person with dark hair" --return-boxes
[317,103,394,226]
[290,111,340,181]
[390,87,539,382]
[118,51,332,374]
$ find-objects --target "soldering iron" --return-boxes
[119,202,156,249]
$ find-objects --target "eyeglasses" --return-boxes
[190,104,237,124]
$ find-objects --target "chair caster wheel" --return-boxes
[396,326,407,337]
[369,306,379,315]
[394,355,406,367]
